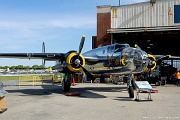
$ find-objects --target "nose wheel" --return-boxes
[127,75,135,98]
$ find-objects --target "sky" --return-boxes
[0,0,148,67]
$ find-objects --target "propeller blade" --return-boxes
[52,63,69,70]
[78,35,85,54]
[156,55,171,65]
[80,65,95,81]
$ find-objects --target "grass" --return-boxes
[0,76,19,80]
[0,75,53,81]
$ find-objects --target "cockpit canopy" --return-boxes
[107,43,130,53]
[121,47,148,60]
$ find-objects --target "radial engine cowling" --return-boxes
[65,52,85,73]
[144,54,157,72]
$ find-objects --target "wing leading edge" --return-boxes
[0,53,65,60]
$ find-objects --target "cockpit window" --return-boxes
[107,44,130,53]
[107,45,115,53]
[122,48,135,56]
[114,44,129,52]
[122,48,143,60]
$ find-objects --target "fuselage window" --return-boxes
[103,50,105,54]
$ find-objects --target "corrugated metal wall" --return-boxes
[111,0,180,28]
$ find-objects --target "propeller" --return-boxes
[146,54,171,72]
[80,65,95,81]
[52,35,95,81]
[146,55,171,81]
[76,35,95,81]
[52,63,69,70]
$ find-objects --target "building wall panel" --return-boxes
[111,0,180,28]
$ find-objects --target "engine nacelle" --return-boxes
[66,52,85,73]
[144,54,157,72]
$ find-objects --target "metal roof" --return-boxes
[107,25,180,33]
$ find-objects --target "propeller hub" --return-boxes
[75,59,81,66]
[149,61,156,66]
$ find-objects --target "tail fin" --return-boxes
[42,42,46,66]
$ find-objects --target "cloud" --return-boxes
[0,15,96,30]
[0,14,96,50]
[48,17,96,29]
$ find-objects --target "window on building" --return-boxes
[174,5,180,23]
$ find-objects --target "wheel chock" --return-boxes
[66,92,82,96]
[0,97,7,114]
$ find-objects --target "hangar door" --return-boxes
[112,30,180,56]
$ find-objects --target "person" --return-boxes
[82,71,87,83]
[100,74,105,83]
[176,70,180,86]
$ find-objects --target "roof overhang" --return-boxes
[107,25,180,33]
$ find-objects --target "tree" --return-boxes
[32,65,39,70]
[24,66,30,70]
[10,66,16,70]
[16,65,24,69]
[3,66,10,69]
[39,65,46,69]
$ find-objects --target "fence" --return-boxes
[0,74,53,89]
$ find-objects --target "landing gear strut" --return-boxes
[127,75,136,98]
[62,73,72,92]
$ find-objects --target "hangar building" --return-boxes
[92,0,180,70]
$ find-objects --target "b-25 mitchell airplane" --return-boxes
[0,35,171,98]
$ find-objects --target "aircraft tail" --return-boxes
[42,42,46,66]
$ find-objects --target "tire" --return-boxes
[155,81,161,86]
[128,86,134,98]
[62,80,71,92]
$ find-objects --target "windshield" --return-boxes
[115,44,130,52]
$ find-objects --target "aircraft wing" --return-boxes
[0,35,96,84]
[169,56,180,60]
[0,53,65,60]
[153,55,180,60]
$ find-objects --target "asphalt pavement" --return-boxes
[0,82,180,120]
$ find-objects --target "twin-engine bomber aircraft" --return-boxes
[0,35,171,98]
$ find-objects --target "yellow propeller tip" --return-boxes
[134,44,137,47]
[82,35,86,38]
[169,55,171,58]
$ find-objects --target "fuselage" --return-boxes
[82,43,149,75]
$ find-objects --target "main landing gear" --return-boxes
[127,75,136,98]
[62,73,72,93]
